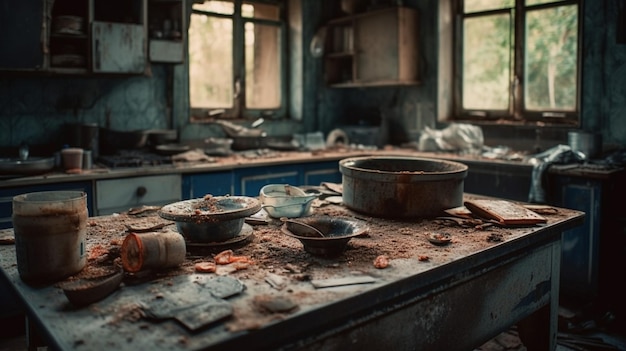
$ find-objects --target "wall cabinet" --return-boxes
[148,0,185,63]
[92,22,146,74]
[324,6,419,87]
[1,0,148,74]
[0,1,45,70]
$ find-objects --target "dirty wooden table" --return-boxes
[0,195,584,351]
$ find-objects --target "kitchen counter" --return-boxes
[0,194,584,350]
[0,147,534,188]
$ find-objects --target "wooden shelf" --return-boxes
[324,6,420,88]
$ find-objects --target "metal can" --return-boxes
[121,231,186,273]
[12,191,88,285]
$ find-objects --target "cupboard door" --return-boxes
[551,177,601,301]
[182,172,234,199]
[302,161,342,186]
[95,175,180,215]
[92,22,146,73]
[324,7,419,87]
[0,1,44,70]
[234,165,300,196]
[355,7,418,84]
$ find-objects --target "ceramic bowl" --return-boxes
[158,195,261,242]
[280,216,368,256]
[259,184,319,218]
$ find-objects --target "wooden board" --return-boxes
[464,199,547,226]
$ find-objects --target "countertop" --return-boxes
[2,145,621,189]
[0,146,535,188]
[0,195,584,350]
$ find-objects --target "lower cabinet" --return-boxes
[0,181,94,230]
[95,174,181,215]
[182,161,343,198]
[234,164,301,196]
[461,160,532,202]
[548,176,601,301]
[233,161,343,196]
[181,171,233,199]
[546,169,626,314]
[302,161,343,186]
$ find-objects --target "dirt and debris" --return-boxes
[60,195,577,335]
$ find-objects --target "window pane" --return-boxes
[526,0,561,6]
[192,1,234,15]
[245,22,281,109]
[189,13,233,109]
[462,14,511,110]
[464,0,513,13]
[524,5,577,111]
[243,2,280,20]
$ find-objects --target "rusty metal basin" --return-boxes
[281,216,368,257]
[339,156,468,219]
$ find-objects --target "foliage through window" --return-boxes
[189,0,286,121]
[454,0,580,125]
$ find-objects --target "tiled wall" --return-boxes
[1,0,625,157]
[0,65,170,153]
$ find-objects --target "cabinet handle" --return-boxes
[136,186,147,197]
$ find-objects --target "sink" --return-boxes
[0,157,55,175]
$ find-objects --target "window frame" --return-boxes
[189,0,288,122]
[451,0,582,127]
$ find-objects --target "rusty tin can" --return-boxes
[121,231,186,273]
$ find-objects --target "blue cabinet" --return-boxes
[302,161,342,185]
[547,168,626,315]
[183,161,343,198]
[0,181,94,230]
[182,171,234,199]
[233,164,300,196]
[549,177,601,300]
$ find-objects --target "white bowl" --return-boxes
[259,184,318,218]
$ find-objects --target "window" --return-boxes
[452,0,580,125]
[189,0,287,121]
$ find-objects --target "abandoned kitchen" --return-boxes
[1,0,625,350]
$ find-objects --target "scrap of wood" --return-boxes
[464,199,547,226]
[311,275,376,289]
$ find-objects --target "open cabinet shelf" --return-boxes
[324,6,420,88]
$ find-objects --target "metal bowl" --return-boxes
[259,184,318,218]
[158,196,261,243]
[281,216,368,256]
[0,157,55,175]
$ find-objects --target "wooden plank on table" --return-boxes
[464,199,547,226]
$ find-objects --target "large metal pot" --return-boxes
[339,156,468,218]
[99,128,148,155]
